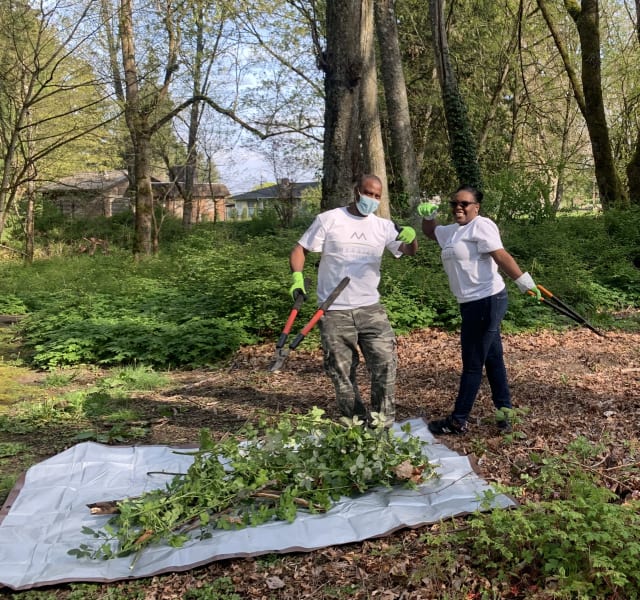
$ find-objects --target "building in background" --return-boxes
[39,171,131,218]
[39,171,231,221]
[229,179,319,222]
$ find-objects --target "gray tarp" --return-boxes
[0,418,515,591]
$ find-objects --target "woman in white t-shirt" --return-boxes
[418,185,541,435]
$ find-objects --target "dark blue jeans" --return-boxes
[452,288,511,424]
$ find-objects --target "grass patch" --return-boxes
[0,364,46,410]
[100,366,171,391]
[0,365,173,505]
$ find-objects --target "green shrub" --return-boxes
[1,212,638,368]
[422,438,640,598]
[483,168,554,223]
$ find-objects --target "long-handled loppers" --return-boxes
[529,285,606,337]
[268,276,351,372]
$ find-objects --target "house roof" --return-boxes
[230,181,319,202]
[39,171,230,199]
[39,170,129,193]
[152,181,230,199]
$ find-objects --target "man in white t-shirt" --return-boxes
[289,174,418,426]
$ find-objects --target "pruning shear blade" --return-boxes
[531,285,605,337]
[268,277,351,372]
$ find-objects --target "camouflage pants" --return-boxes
[318,303,397,424]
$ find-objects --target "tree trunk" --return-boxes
[429,0,483,190]
[120,0,154,256]
[24,184,34,264]
[23,108,35,263]
[565,0,626,209]
[182,6,205,227]
[540,0,626,209]
[626,0,640,205]
[374,0,420,210]
[553,93,573,214]
[182,115,198,226]
[321,0,364,209]
[133,131,155,258]
[360,0,390,218]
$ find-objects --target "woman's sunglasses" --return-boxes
[449,200,478,209]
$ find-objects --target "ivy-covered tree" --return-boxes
[428,0,482,191]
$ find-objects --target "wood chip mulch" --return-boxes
[3,326,640,599]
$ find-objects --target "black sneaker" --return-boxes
[496,418,512,434]
[428,415,468,435]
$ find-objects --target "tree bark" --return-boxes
[183,5,207,227]
[374,0,420,210]
[626,0,640,205]
[565,0,626,208]
[429,0,483,190]
[321,0,364,209]
[539,0,626,208]
[120,0,155,256]
[360,0,390,218]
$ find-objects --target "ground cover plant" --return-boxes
[0,212,639,599]
[0,210,638,371]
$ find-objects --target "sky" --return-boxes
[214,147,319,196]
[213,149,277,195]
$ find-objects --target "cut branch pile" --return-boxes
[70,408,436,564]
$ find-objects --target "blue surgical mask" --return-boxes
[356,194,380,215]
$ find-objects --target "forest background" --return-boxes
[1,0,640,598]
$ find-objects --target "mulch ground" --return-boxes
[2,326,640,599]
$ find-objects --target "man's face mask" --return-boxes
[356,193,380,215]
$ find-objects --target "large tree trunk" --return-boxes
[429,0,483,190]
[321,0,364,209]
[565,0,626,208]
[133,131,155,257]
[539,0,626,209]
[120,0,154,256]
[374,0,420,210]
[360,0,390,218]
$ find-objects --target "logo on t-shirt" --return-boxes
[351,232,367,240]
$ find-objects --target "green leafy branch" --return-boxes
[69,408,437,564]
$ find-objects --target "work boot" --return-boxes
[428,415,468,435]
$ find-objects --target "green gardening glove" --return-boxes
[529,286,542,302]
[289,272,306,300]
[396,225,416,244]
[417,202,439,220]
[514,272,542,301]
